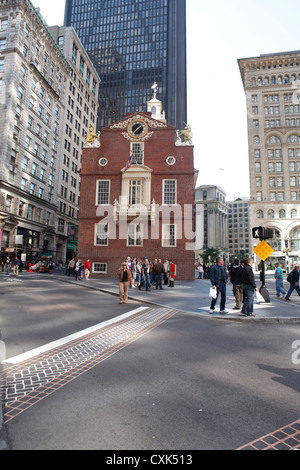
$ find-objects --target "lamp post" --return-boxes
[284,237,291,274]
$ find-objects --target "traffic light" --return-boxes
[252,227,273,240]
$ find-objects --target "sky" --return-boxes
[32,0,300,200]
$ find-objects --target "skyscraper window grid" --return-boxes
[64,0,187,130]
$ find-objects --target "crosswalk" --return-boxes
[0,306,177,424]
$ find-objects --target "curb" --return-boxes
[52,275,300,324]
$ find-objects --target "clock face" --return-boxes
[127,120,148,139]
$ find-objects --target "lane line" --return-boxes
[2,307,148,365]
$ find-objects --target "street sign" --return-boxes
[253,240,274,261]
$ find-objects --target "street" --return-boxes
[0,272,300,451]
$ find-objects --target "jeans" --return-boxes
[243,285,255,314]
[210,281,226,311]
[155,274,163,289]
[144,273,151,291]
[275,279,286,297]
[286,283,300,299]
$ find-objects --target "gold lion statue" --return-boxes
[84,125,100,146]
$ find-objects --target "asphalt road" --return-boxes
[0,275,299,451]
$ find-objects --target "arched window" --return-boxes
[267,135,281,144]
[257,210,264,219]
[254,135,260,144]
[279,209,286,218]
[268,209,275,219]
[291,227,300,251]
[269,229,282,251]
[291,209,298,219]
[288,135,300,143]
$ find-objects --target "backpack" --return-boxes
[287,272,293,283]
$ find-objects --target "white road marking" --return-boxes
[2,307,148,365]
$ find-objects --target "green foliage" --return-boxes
[201,247,221,264]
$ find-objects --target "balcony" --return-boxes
[113,198,157,223]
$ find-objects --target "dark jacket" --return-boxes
[288,268,300,284]
[210,264,228,286]
[153,262,165,275]
[230,265,244,285]
[242,263,257,289]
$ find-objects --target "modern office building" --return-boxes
[227,197,251,260]
[238,51,300,268]
[64,0,187,131]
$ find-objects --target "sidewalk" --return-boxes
[49,271,300,324]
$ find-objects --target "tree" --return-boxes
[201,247,221,264]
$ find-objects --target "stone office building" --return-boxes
[0,0,100,267]
[194,185,229,261]
[238,51,300,268]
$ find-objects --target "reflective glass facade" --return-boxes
[64,0,187,130]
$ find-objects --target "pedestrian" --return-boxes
[209,257,228,314]
[274,262,286,298]
[197,264,204,279]
[154,258,164,290]
[141,258,151,291]
[136,259,142,287]
[163,259,169,285]
[67,258,75,276]
[150,260,155,284]
[49,260,53,274]
[285,265,300,300]
[75,259,83,280]
[229,259,244,310]
[13,256,20,276]
[241,258,257,316]
[5,256,10,275]
[118,262,132,304]
[84,259,90,279]
[169,260,176,287]
[78,261,84,280]
[130,257,137,288]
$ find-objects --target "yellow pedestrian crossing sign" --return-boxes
[253,240,274,261]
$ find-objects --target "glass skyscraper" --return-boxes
[64,0,187,130]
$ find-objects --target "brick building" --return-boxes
[77,92,196,280]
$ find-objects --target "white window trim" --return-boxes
[127,223,143,247]
[94,222,109,246]
[162,179,177,206]
[96,179,110,206]
[92,262,107,274]
[162,223,177,247]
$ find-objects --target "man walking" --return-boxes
[5,256,10,275]
[285,265,300,300]
[154,258,164,290]
[229,259,244,310]
[241,258,257,316]
[209,257,228,314]
[274,262,286,298]
[13,256,20,276]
